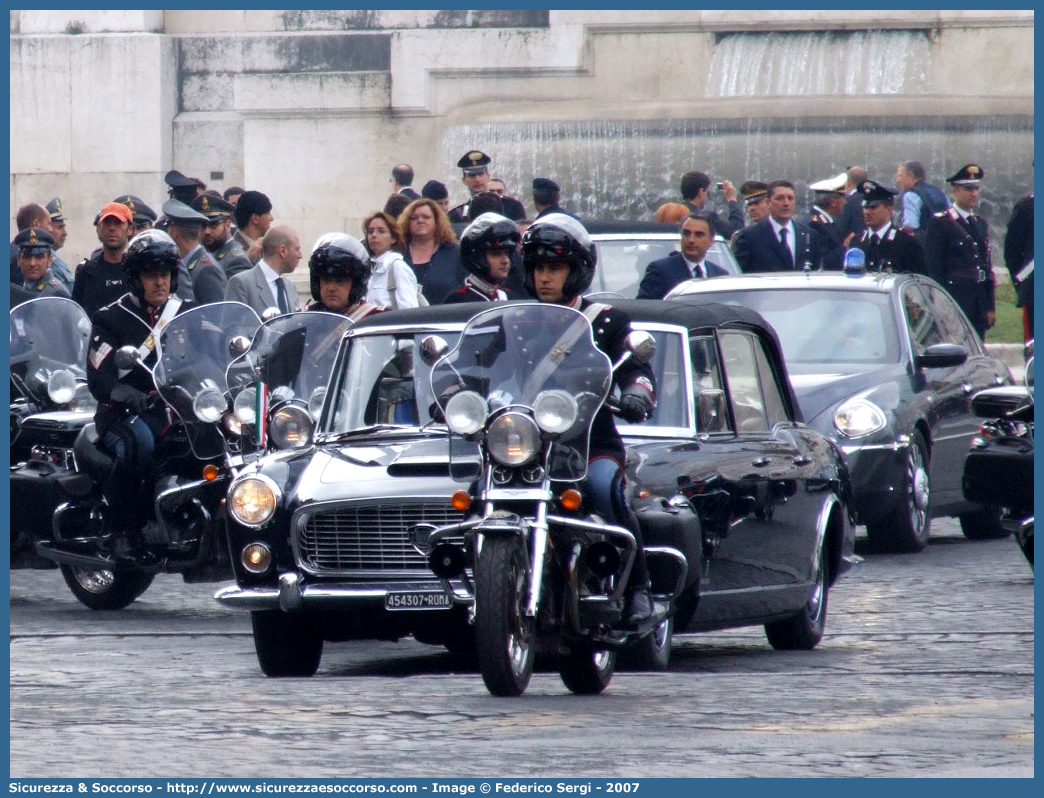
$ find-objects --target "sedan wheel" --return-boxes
[866,430,931,553]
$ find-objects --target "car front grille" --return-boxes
[296,500,465,575]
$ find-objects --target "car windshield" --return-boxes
[692,288,902,372]
[588,236,738,298]
[321,330,462,434]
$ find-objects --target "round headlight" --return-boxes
[193,387,227,423]
[233,387,257,425]
[487,412,541,466]
[223,411,243,437]
[228,475,280,528]
[240,542,272,574]
[444,390,488,436]
[533,389,579,434]
[69,383,97,413]
[269,404,313,449]
[47,369,77,405]
[308,387,327,421]
[834,398,887,438]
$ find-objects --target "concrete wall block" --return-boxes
[172,114,244,194]
[10,36,75,173]
[164,9,549,34]
[178,33,390,76]
[931,27,1034,96]
[15,10,163,35]
[591,31,716,100]
[235,72,390,113]
[181,73,235,113]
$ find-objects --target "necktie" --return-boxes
[779,227,793,267]
[274,278,290,314]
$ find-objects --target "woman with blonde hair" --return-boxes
[399,198,464,305]
[362,210,421,309]
[654,202,691,224]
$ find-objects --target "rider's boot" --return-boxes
[623,582,654,627]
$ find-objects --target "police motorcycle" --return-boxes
[15,302,261,609]
[10,296,97,461]
[225,310,353,456]
[422,302,683,696]
[963,340,1034,568]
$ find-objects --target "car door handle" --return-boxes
[792,455,812,466]
[751,457,771,467]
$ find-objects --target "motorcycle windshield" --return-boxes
[153,302,261,459]
[226,311,351,414]
[430,304,612,482]
[10,297,92,403]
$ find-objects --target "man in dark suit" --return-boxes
[391,163,420,200]
[733,180,829,273]
[849,180,925,275]
[836,165,868,243]
[924,164,995,339]
[637,214,729,299]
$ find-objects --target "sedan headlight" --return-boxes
[487,412,541,466]
[444,390,487,436]
[193,386,227,423]
[47,369,77,405]
[228,475,281,528]
[834,398,887,438]
[269,404,313,449]
[533,389,578,434]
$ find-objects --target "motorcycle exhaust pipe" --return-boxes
[429,542,468,579]
[584,541,621,578]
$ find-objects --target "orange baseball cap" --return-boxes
[98,201,134,224]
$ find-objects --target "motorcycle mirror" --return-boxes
[114,345,142,370]
[1025,357,1033,396]
[261,307,282,322]
[420,335,449,365]
[228,335,252,359]
[624,330,657,364]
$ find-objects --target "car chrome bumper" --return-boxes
[214,576,473,611]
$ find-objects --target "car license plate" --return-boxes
[384,591,452,611]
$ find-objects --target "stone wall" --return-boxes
[10,10,1034,269]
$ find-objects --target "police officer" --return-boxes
[113,194,158,234]
[86,230,192,562]
[444,213,520,304]
[72,201,135,317]
[448,150,493,224]
[44,197,75,293]
[191,194,252,278]
[520,213,656,626]
[804,172,847,269]
[307,234,386,321]
[14,227,69,297]
[163,200,227,305]
[850,180,925,275]
[924,164,995,339]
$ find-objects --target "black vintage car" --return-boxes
[215,301,856,676]
[669,271,1013,553]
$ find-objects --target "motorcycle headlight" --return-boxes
[47,369,77,405]
[193,387,227,423]
[308,387,327,421]
[444,390,487,436]
[834,398,887,438]
[228,475,281,528]
[223,411,243,437]
[533,389,578,434]
[487,412,541,466]
[69,383,97,413]
[233,387,257,425]
[269,404,313,449]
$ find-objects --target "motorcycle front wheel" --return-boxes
[60,565,155,611]
[475,535,535,697]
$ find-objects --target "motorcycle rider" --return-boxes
[444,213,519,304]
[86,229,193,562]
[306,234,386,321]
[520,213,656,626]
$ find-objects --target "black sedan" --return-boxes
[668,271,1012,552]
[216,301,856,676]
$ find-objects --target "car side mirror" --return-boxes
[697,388,727,433]
[114,345,142,370]
[915,343,967,370]
[420,335,449,365]
[228,335,252,359]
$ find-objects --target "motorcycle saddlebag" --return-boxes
[962,437,1034,511]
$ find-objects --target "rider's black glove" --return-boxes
[619,376,654,424]
[110,383,149,416]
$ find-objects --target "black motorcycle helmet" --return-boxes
[460,212,520,282]
[308,233,372,304]
[520,213,597,300]
[122,229,180,300]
